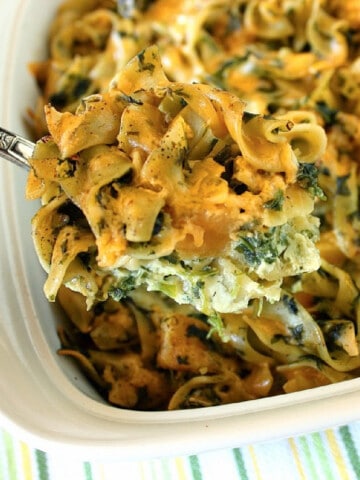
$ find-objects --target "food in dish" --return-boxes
[25,0,360,410]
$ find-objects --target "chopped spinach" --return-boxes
[290,324,304,342]
[73,77,91,99]
[211,53,250,81]
[297,163,326,199]
[263,190,284,211]
[315,101,339,127]
[192,280,205,299]
[282,294,299,314]
[137,50,156,72]
[163,252,180,264]
[57,158,77,178]
[336,174,351,196]
[49,75,92,109]
[236,226,289,267]
[109,273,141,300]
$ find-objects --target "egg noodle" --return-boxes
[26,0,360,410]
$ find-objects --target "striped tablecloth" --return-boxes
[1,423,360,480]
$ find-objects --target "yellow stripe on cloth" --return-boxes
[174,457,188,480]
[325,429,351,480]
[248,445,263,480]
[288,438,307,480]
[20,441,33,480]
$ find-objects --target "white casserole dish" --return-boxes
[1,0,360,462]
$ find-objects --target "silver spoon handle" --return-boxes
[0,127,34,170]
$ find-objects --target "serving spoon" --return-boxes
[0,126,33,171]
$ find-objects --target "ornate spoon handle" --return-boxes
[0,126,34,170]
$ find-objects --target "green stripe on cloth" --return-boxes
[2,430,17,480]
[311,432,335,480]
[232,448,249,480]
[160,458,172,480]
[339,425,360,476]
[84,461,93,480]
[189,455,202,480]
[35,449,49,480]
[298,435,318,478]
